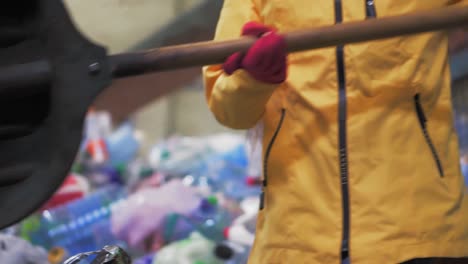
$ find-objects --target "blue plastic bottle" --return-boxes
[134,253,156,264]
[204,146,260,200]
[22,185,127,256]
[106,122,140,166]
[462,162,468,186]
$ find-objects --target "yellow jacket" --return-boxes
[203,1,468,263]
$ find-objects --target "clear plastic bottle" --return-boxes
[84,110,112,165]
[0,234,50,264]
[162,196,233,244]
[223,196,259,247]
[154,232,225,264]
[149,136,214,177]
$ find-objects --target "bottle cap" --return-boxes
[48,247,67,264]
[223,227,230,239]
[86,139,108,163]
[71,163,84,174]
[161,149,171,160]
[139,167,154,178]
[206,196,218,206]
[214,244,234,260]
[115,163,126,175]
[245,176,261,186]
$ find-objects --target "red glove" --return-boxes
[223,21,287,84]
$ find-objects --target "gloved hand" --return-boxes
[223,21,287,84]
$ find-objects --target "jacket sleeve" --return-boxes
[202,0,280,130]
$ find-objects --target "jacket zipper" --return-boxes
[334,1,378,260]
[334,0,350,262]
[260,109,286,210]
[414,94,444,177]
[365,0,377,18]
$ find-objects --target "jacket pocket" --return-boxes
[414,94,444,177]
[260,108,286,210]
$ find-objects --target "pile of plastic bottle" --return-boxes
[1,103,467,264]
[11,110,263,264]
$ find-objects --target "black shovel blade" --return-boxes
[0,0,111,228]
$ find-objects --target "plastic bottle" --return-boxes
[224,225,255,247]
[461,156,468,186]
[134,253,156,264]
[106,122,141,166]
[245,125,263,176]
[236,197,259,228]
[204,141,247,183]
[21,185,127,256]
[162,213,194,243]
[204,159,259,201]
[219,176,261,201]
[149,136,214,177]
[162,196,233,244]
[0,234,50,264]
[124,159,158,191]
[86,164,124,188]
[154,232,224,264]
[214,242,251,264]
[39,173,90,211]
[84,110,112,165]
[181,173,219,197]
[203,142,261,200]
[223,197,259,247]
[149,134,254,199]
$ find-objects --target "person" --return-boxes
[203,1,468,264]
